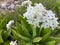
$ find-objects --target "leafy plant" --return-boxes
[0,0,60,45]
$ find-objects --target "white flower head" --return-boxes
[23,2,59,30]
[23,3,46,27]
[6,20,14,29]
[41,10,59,30]
[10,40,17,45]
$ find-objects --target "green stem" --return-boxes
[32,26,36,37]
[39,26,42,36]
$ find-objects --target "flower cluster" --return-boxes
[10,40,17,45]
[41,10,59,30]
[6,20,14,29]
[23,3,59,30]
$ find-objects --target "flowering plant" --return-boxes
[0,0,60,45]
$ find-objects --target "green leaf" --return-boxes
[21,24,31,37]
[20,40,26,45]
[26,43,33,45]
[0,15,11,29]
[3,30,11,40]
[0,30,4,43]
[32,26,36,37]
[41,28,51,36]
[45,40,56,45]
[16,22,31,37]
[17,15,32,32]
[12,30,30,41]
[33,37,42,43]
[15,22,25,35]
[17,15,32,37]
[42,31,51,41]
[15,6,26,15]
[50,37,60,43]
[15,22,31,37]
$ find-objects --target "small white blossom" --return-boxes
[6,20,14,29]
[10,40,17,45]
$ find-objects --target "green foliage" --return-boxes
[0,0,60,45]
[11,15,60,45]
[2,30,11,40]
[45,40,56,45]
[31,0,56,9]
[0,30,4,43]
[33,37,42,42]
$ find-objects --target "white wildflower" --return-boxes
[6,20,14,29]
[23,2,59,30]
[23,3,46,27]
[41,10,59,30]
[10,40,17,45]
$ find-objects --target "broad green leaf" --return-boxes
[15,22,25,36]
[0,30,4,43]
[26,43,33,45]
[2,30,11,40]
[17,15,32,31]
[45,40,56,45]
[10,33,19,40]
[20,40,26,45]
[42,31,51,41]
[0,15,11,29]
[41,28,51,36]
[21,25,31,37]
[12,30,30,41]
[15,6,26,15]
[50,37,60,43]
[16,22,31,37]
[15,22,31,37]
[33,37,42,43]
[32,26,36,37]
[17,15,32,37]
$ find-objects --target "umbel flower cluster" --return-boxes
[23,2,59,30]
